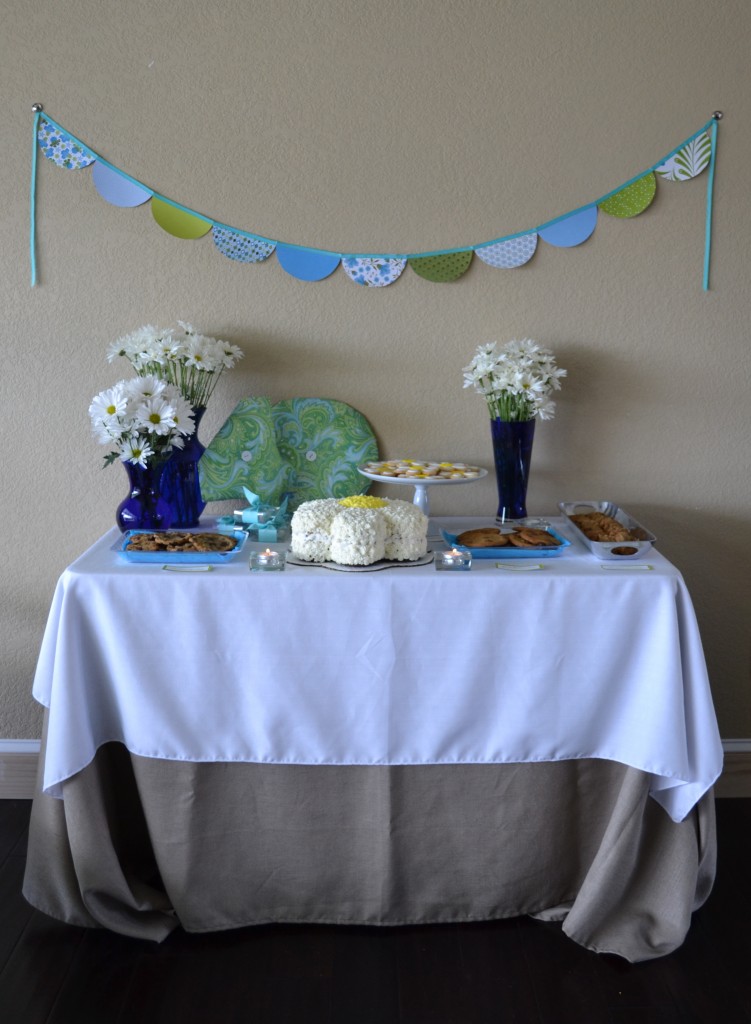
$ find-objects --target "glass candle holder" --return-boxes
[249,548,286,572]
[434,548,472,571]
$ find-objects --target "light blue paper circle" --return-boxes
[475,233,538,268]
[276,245,340,281]
[37,120,95,170]
[341,257,407,286]
[92,161,151,207]
[539,206,598,248]
[212,226,276,263]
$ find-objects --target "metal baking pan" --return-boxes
[558,501,656,560]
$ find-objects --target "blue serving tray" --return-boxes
[116,529,247,564]
[441,526,570,559]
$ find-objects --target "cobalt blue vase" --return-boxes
[490,417,535,523]
[160,406,207,528]
[116,458,174,533]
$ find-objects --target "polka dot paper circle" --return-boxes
[408,251,473,282]
[475,233,538,269]
[599,173,656,218]
[37,121,95,170]
[212,226,276,263]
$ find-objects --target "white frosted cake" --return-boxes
[290,495,428,565]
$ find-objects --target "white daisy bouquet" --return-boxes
[106,321,243,410]
[462,338,566,422]
[89,375,195,467]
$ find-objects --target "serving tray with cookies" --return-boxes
[116,529,247,564]
[558,501,656,560]
[441,524,570,559]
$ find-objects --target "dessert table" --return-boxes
[23,517,723,961]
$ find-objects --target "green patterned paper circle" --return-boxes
[598,173,656,218]
[656,133,712,181]
[408,251,473,282]
[272,398,378,509]
[199,396,294,504]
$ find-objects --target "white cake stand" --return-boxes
[357,466,487,517]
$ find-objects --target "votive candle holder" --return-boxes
[434,548,472,571]
[249,548,287,572]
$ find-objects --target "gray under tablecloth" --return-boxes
[22,744,716,962]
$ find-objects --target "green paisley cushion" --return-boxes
[199,397,294,504]
[199,396,379,509]
[271,398,379,509]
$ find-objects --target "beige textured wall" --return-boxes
[1,0,749,738]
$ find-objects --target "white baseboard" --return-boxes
[1,739,751,800]
[0,740,41,799]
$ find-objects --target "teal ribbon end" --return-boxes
[703,118,719,292]
[30,109,41,287]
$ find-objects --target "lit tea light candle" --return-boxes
[249,548,286,572]
[434,548,472,571]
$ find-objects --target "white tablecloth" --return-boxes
[33,517,723,821]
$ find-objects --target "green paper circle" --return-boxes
[408,251,473,282]
[598,173,656,219]
[151,197,213,238]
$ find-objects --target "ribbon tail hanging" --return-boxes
[703,116,720,291]
[30,106,42,287]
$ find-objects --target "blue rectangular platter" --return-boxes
[115,529,247,564]
[440,526,570,559]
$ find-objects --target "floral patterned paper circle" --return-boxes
[342,257,407,287]
[655,133,712,182]
[598,173,656,218]
[37,120,95,170]
[475,233,538,268]
[212,226,276,263]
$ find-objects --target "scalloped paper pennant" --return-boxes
[92,162,151,207]
[341,257,407,286]
[539,206,598,247]
[37,120,94,170]
[475,233,538,268]
[212,226,276,263]
[151,198,212,239]
[276,245,340,281]
[656,132,712,181]
[599,173,656,218]
[408,251,473,282]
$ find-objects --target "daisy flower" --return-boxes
[120,435,155,468]
[463,339,566,422]
[136,395,178,436]
[88,384,127,424]
[106,321,244,411]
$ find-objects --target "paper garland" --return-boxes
[29,111,720,289]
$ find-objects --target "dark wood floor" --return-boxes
[0,799,749,1024]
